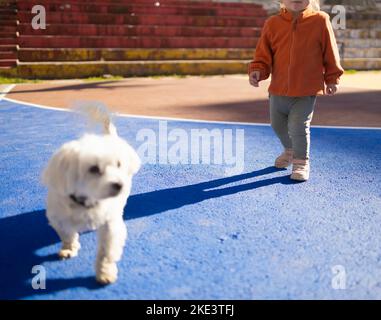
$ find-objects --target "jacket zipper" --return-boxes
[286,18,297,96]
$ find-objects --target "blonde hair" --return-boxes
[280,0,320,11]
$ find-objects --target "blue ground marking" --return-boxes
[0,99,380,300]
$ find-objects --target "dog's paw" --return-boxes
[96,263,118,285]
[96,272,117,285]
[58,248,79,259]
[58,241,80,259]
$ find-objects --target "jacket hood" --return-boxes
[279,3,316,22]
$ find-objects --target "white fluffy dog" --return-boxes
[42,106,141,284]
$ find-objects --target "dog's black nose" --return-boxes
[77,195,87,203]
[111,182,123,193]
[70,194,88,207]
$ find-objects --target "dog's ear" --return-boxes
[42,141,80,194]
[123,143,141,176]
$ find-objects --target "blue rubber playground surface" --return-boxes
[0,97,380,300]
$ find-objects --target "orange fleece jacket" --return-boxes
[248,4,344,97]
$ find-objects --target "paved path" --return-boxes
[3,72,381,127]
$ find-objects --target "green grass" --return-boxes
[173,74,188,79]
[0,76,41,84]
[150,74,188,79]
[3,71,379,84]
[344,70,381,75]
[83,75,124,82]
[0,75,125,84]
[344,69,358,74]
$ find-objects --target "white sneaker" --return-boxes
[274,149,293,168]
[290,159,310,181]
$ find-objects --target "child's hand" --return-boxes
[249,71,260,87]
[325,84,338,96]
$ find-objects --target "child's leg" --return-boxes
[288,96,316,160]
[269,95,293,150]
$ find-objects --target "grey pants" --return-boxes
[269,94,316,160]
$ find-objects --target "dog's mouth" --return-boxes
[69,194,98,209]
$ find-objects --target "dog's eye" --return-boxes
[117,161,121,168]
[89,165,101,175]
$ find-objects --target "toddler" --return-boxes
[248,0,344,181]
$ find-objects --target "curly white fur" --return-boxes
[42,106,140,284]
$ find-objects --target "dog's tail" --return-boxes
[73,102,117,136]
